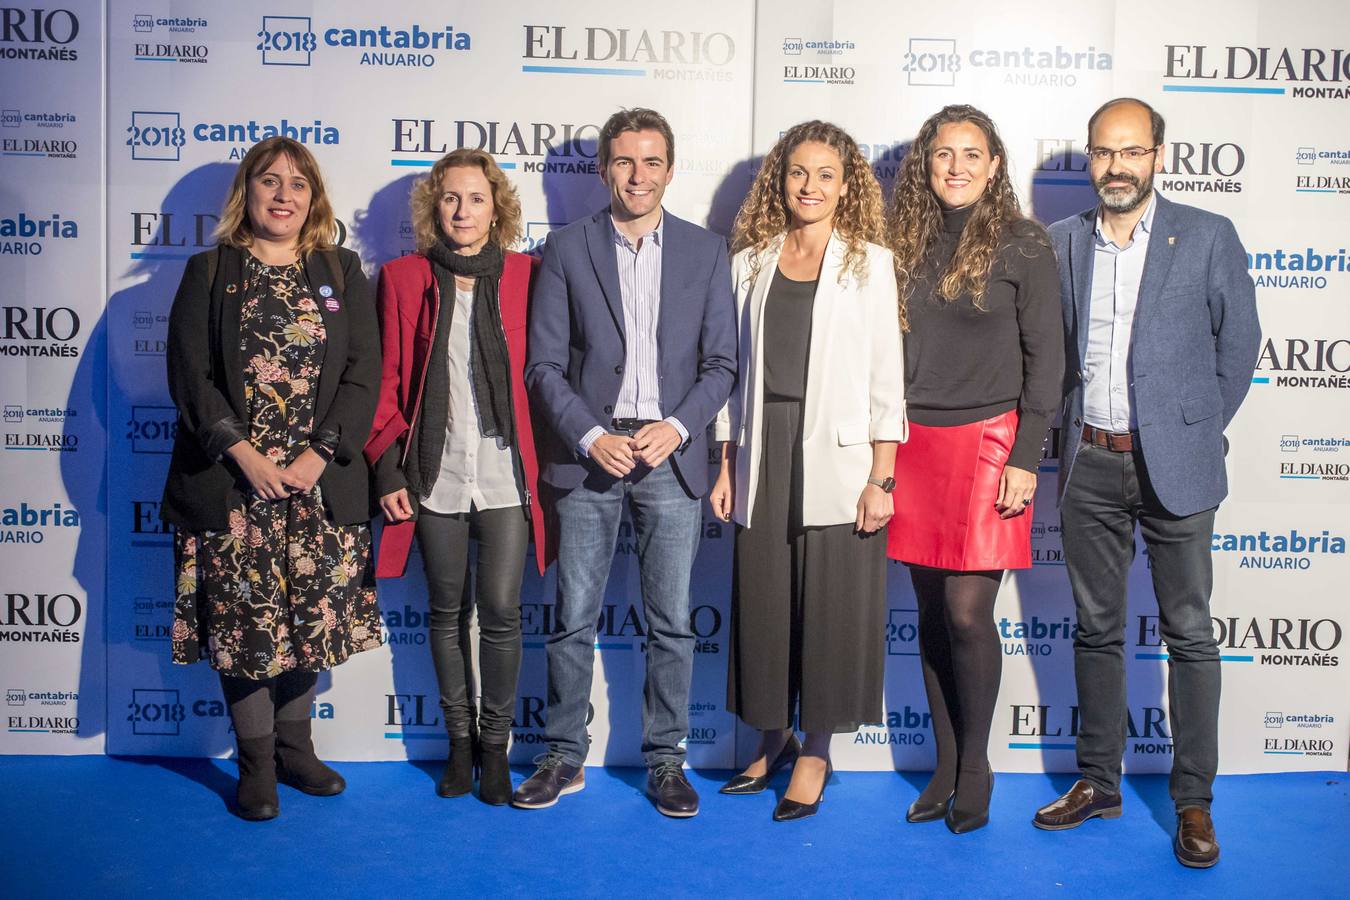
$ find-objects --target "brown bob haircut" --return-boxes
[213,136,337,257]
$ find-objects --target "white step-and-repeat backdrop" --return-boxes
[2,0,1346,774]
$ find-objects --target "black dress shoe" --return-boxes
[1174,806,1220,868]
[945,769,994,834]
[720,733,802,795]
[436,735,476,798]
[905,791,953,823]
[773,761,831,822]
[274,719,345,796]
[511,757,584,809]
[1032,778,1123,830]
[647,763,700,818]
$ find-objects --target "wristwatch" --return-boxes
[867,476,896,493]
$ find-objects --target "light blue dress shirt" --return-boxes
[578,213,688,457]
[1083,194,1157,433]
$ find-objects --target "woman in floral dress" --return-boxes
[162,136,381,821]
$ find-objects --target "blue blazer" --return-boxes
[525,209,737,498]
[1050,192,1261,517]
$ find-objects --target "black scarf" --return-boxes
[414,239,515,497]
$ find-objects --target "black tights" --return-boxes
[910,567,1003,810]
[219,670,319,740]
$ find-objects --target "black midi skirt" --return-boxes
[726,399,887,734]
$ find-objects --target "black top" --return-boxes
[763,268,816,401]
[160,245,380,530]
[904,204,1065,472]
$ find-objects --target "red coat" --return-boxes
[363,251,550,577]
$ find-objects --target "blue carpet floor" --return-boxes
[1,758,1345,898]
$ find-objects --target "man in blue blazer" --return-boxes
[514,108,737,816]
[1032,98,1261,868]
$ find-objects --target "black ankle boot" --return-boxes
[274,718,346,796]
[235,734,279,821]
[437,734,476,798]
[478,742,512,806]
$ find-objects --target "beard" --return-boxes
[1095,169,1153,213]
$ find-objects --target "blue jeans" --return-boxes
[544,462,702,767]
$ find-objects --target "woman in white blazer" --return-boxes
[710,121,906,821]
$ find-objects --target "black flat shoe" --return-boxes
[773,761,831,822]
[945,770,994,834]
[720,733,802,795]
[905,791,953,823]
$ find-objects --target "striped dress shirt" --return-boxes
[578,214,688,456]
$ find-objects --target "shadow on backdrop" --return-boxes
[1029,150,1097,226]
[88,162,343,774]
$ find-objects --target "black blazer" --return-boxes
[161,244,380,530]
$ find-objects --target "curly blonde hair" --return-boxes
[213,137,337,257]
[888,105,1036,319]
[731,120,886,290]
[409,149,522,252]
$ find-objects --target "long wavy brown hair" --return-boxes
[731,120,886,290]
[888,105,1029,314]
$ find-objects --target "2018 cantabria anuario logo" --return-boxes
[131,14,208,64]
[0,212,77,256]
[1,107,78,159]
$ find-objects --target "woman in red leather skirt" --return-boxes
[886,105,1064,833]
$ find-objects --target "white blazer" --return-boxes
[714,233,907,527]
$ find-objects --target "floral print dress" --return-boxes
[172,254,382,680]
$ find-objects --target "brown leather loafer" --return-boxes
[1032,779,1123,830]
[1174,806,1220,868]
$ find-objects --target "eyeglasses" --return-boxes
[1086,146,1159,163]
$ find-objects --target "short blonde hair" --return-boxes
[409,149,522,252]
[213,137,337,257]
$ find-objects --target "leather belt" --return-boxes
[1082,424,1136,452]
[611,417,657,434]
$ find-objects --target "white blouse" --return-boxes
[421,287,522,514]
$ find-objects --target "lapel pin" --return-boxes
[1168,236,1176,246]
[319,285,333,298]
[325,298,340,312]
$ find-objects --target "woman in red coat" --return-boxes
[364,149,545,805]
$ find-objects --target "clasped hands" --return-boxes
[590,422,681,479]
[229,441,327,502]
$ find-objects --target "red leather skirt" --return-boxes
[887,408,1032,571]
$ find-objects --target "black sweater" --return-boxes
[903,205,1064,472]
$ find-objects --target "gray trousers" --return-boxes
[1061,440,1220,811]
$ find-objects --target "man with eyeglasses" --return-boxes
[1032,98,1260,869]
